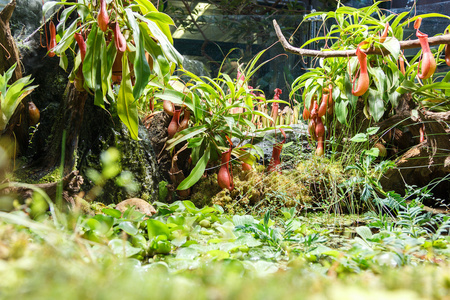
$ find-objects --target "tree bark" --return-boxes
[3,170,83,205]
[377,95,450,202]
[0,0,21,80]
[32,83,88,175]
[0,0,30,155]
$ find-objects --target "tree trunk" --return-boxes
[31,83,88,175]
[0,0,29,155]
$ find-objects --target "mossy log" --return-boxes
[377,94,450,203]
[3,170,83,205]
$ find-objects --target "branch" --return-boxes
[273,19,450,58]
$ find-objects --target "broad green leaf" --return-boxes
[0,63,17,95]
[142,29,170,82]
[356,226,373,240]
[389,91,401,107]
[59,53,68,71]
[118,52,139,140]
[382,37,400,61]
[134,0,157,14]
[83,25,104,90]
[166,124,208,150]
[102,208,122,218]
[366,147,380,157]
[368,89,384,122]
[366,127,379,135]
[108,239,142,257]
[144,11,175,26]
[177,145,210,190]
[126,9,151,100]
[53,19,79,54]
[232,215,255,226]
[2,76,37,122]
[368,67,386,95]
[136,14,183,66]
[154,89,194,114]
[416,82,450,93]
[350,133,368,143]
[56,6,77,36]
[147,219,170,239]
[117,221,139,236]
[207,249,229,260]
[94,36,107,108]
[102,41,116,100]
[335,100,349,124]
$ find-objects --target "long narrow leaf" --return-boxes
[118,52,139,140]
[177,146,210,190]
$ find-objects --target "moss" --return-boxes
[13,164,61,184]
[36,168,62,184]
[189,156,354,216]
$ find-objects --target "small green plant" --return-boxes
[155,49,288,191]
[0,64,38,131]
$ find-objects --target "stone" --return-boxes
[115,198,156,216]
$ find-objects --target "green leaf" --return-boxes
[117,221,139,236]
[366,147,380,157]
[108,239,142,257]
[335,100,349,124]
[94,39,106,108]
[126,9,151,100]
[134,0,158,14]
[368,89,384,122]
[147,219,170,239]
[166,125,207,150]
[53,19,79,55]
[102,208,122,218]
[56,6,76,35]
[0,63,16,95]
[366,127,380,135]
[154,89,194,115]
[355,226,373,240]
[177,145,210,190]
[144,11,175,26]
[83,25,104,90]
[207,249,229,260]
[382,37,400,61]
[118,52,139,140]
[136,14,183,66]
[350,133,368,143]
[102,41,116,101]
[142,28,170,82]
[59,53,68,71]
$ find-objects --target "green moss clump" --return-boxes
[190,156,354,216]
[36,168,62,184]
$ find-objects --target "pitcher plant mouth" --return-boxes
[379,22,390,43]
[352,41,369,97]
[268,128,286,173]
[74,33,86,62]
[218,136,234,191]
[414,17,436,80]
[112,22,127,53]
[47,21,57,57]
[98,0,110,32]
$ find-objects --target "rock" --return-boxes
[115,198,156,216]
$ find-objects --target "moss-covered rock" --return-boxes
[190,156,354,216]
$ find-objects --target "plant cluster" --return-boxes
[43,0,183,139]
[154,49,288,192]
[290,2,450,155]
